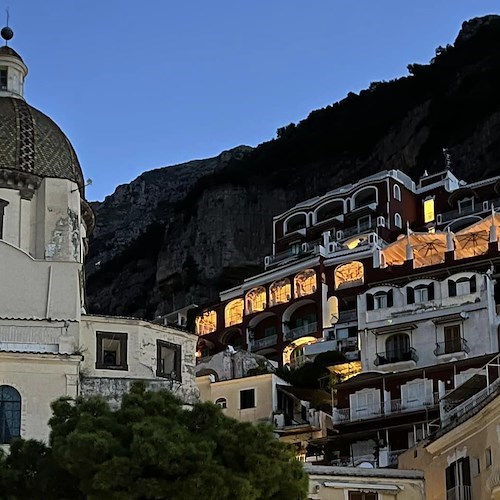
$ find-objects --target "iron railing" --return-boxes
[434,338,470,356]
[374,347,418,366]
[284,322,318,341]
[338,309,357,322]
[251,334,278,351]
[446,485,472,500]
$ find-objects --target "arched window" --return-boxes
[195,310,217,335]
[386,334,410,361]
[394,213,402,229]
[327,296,339,324]
[285,213,307,234]
[0,385,21,444]
[316,200,344,223]
[393,184,401,201]
[366,290,393,310]
[334,261,364,289]
[224,330,243,350]
[448,276,476,297]
[294,269,317,297]
[225,299,244,327]
[245,287,266,314]
[353,187,377,210]
[269,279,291,306]
[215,398,227,409]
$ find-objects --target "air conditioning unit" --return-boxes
[336,230,344,240]
[483,201,490,211]
[377,216,386,227]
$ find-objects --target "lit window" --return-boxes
[215,398,227,409]
[156,340,181,380]
[224,299,244,327]
[195,310,217,335]
[0,385,21,444]
[240,389,255,409]
[423,198,435,223]
[335,261,364,289]
[96,332,128,370]
[294,269,317,297]
[394,213,402,229]
[393,184,401,201]
[269,279,291,306]
[245,287,266,314]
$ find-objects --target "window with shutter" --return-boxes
[428,282,435,300]
[407,287,415,304]
[469,275,476,293]
[387,289,393,307]
[444,325,461,353]
[414,286,428,303]
[366,294,374,311]
[0,200,8,240]
[448,280,457,297]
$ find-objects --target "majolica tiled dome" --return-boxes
[0,96,84,188]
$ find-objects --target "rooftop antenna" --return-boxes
[443,148,452,170]
[1,8,14,46]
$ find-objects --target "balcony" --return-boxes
[433,338,470,356]
[338,309,357,323]
[374,348,418,366]
[333,392,439,423]
[251,334,278,351]
[284,322,318,341]
[439,197,500,223]
[341,220,377,239]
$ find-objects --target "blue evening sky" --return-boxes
[3,1,498,200]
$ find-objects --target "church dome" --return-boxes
[0,96,84,189]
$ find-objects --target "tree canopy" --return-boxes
[0,383,308,500]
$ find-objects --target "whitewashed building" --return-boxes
[0,30,198,443]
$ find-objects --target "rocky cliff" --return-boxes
[86,15,500,320]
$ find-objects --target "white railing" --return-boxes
[333,393,439,423]
[251,334,278,351]
[284,322,318,341]
[442,377,500,426]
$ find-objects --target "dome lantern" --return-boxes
[0,26,28,99]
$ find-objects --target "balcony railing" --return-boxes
[251,334,278,351]
[446,485,472,500]
[374,347,418,366]
[341,221,377,239]
[338,309,357,322]
[333,392,439,423]
[433,338,470,356]
[439,197,500,223]
[284,322,318,341]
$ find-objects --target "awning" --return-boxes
[372,322,418,335]
[441,373,486,404]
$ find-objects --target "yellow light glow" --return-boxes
[269,279,291,306]
[245,287,267,314]
[195,310,217,335]
[224,299,244,327]
[346,238,361,250]
[334,261,364,289]
[424,198,435,223]
[294,269,317,297]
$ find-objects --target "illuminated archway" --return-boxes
[245,286,267,314]
[269,279,291,306]
[334,261,364,289]
[282,336,318,366]
[294,269,317,297]
[224,298,244,327]
[195,310,217,335]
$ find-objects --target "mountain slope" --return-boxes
[86,15,500,319]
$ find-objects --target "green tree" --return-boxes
[1,383,308,500]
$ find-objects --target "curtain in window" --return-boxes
[0,385,21,444]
